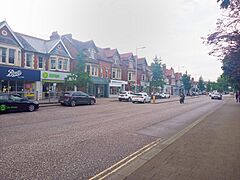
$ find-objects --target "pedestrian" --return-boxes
[236,91,239,103]
[179,89,185,104]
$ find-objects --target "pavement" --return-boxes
[91,97,240,180]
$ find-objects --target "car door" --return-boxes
[79,92,89,104]
[72,92,81,105]
[9,95,27,112]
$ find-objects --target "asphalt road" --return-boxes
[0,96,224,179]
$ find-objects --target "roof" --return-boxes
[0,21,24,48]
[120,52,134,61]
[175,72,182,81]
[137,57,147,65]
[165,68,175,77]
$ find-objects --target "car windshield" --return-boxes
[135,93,142,96]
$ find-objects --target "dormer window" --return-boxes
[89,48,95,59]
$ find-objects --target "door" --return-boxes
[79,92,89,104]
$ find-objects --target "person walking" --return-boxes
[236,91,239,103]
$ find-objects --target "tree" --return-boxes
[217,75,231,92]
[150,56,165,93]
[65,51,92,91]
[205,0,240,90]
[181,72,192,94]
[198,76,206,92]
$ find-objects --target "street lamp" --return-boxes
[135,46,146,93]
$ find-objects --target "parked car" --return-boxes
[132,92,151,103]
[0,93,39,113]
[118,91,135,102]
[59,91,96,106]
[211,92,222,100]
[159,92,170,99]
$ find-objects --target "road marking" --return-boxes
[90,100,225,180]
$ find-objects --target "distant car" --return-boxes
[59,91,96,106]
[118,91,135,102]
[160,92,170,99]
[0,93,39,113]
[132,92,151,103]
[211,92,222,100]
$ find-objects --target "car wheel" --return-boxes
[143,99,146,104]
[132,101,135,103]
[128,97,132,102]
[70,100,76,107]
[28,104,35,112]
[90,99,95,105]
[119,99,122,102]
[61,103,65,106]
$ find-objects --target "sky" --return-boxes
[0,0,223,81]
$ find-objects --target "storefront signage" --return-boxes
[0,66,40,81]
[41,71,70,81]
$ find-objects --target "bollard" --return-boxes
[152,95,156,104]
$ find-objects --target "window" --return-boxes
[58,58,63,70]
[9,49,15,64]
[38,57,43,69]
[95,67,98,76]
[128,72,132,81]
[63,59,68,70]
[142,74,145,81]
[26,53,33,67]
[92,66,95,76]
[100,68,103,78]
[50,57,56,69]
[0,47,7,63]
[106,68,108,78]
[112,71,116,79]
[86,65,91,74]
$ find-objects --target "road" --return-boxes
[0,95,224,179]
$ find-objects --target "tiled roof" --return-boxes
[0,35,19,47]
[165,68,174,77]
[120,52,133,60]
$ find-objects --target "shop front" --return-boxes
[109,79,128,97]
[88,77,109,98]
[40,71,70,99]
[0,66,41,99]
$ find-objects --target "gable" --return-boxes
[49,42,70,57]
[0,25,22,48]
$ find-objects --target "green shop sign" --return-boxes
[41,71,70,81]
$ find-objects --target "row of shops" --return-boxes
[0,66,129,99]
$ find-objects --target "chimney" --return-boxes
[50,31,60,40]
[162,64,166,71]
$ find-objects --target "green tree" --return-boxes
[65,51,92,91]
[198,76,206,92]
[181,72,192,94]
[205,0,240,90]
[150,56,165,93]
[217,75,230,92]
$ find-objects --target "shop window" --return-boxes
[50,57,56,70]
[9,49,15,64]
[63,59,68,70]
[58,58,63,70]
[0,47,7,63]
[26,53,33,67]
[38,57,43,69]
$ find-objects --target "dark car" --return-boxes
[59,91,96,107]
[0,93,39,113]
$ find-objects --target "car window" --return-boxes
[73,92,81,96]
[135,93,142,96]
[80,92,88,97]
[0,95,9,102]
[9,95,23,102]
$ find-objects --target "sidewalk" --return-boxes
[103,97,240,180]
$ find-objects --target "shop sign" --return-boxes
[41,71,70,81]
[0,66,40,81]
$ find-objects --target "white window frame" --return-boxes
[63,59,68,71]
[25,53,33,68]
[128,72,132,81]
[58,58,63,70]
[38,56,44,69]
[8,49,15,64]
[50,56,57,70]
[0,47,7,63]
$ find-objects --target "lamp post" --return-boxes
[135,46,146,93]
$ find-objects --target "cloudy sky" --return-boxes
[0,0,223,81]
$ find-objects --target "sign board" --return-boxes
[41,71,70,81]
